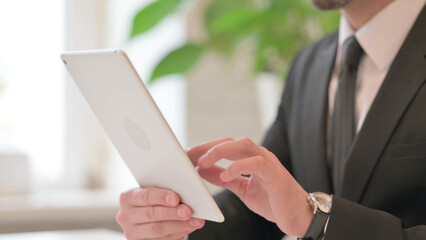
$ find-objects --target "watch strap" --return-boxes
[297,210,328,240]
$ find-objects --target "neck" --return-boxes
[341,0,396,30]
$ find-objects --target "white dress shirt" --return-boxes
[328,0,425,134]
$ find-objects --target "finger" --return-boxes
[220,155,270,182]
[198,138,264,168]
[120,188,180,208]
[197,165,227,188]
[197,165,250,195]
[260,146,276,158]
[124,204,192,224]
[126,218,205,239]
[186,137,234,166]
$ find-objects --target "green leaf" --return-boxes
[205,0,255,22]
[208,9,261,37]
[149,44,204,83]
[130,0,182,39]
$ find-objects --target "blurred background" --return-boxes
[0,0,338,237]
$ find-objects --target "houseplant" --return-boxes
[129,0,340,83]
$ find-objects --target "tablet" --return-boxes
[61,49,224,222]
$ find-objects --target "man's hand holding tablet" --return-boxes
[116,138,231,239]
[116,187,204,240]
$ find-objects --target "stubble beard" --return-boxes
[310,0,353,10]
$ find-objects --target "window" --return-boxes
[0,0,186,191]
[0,0,65,188]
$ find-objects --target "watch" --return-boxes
[298,192,333,240]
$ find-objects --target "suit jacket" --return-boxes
[190,6,426,240]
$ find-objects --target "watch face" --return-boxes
[311,192,332,213]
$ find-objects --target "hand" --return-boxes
[188,137,313,237]
[116,187,205,240]
[115,139,232,240]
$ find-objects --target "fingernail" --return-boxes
[177,206,187,219]
[189,218,201,227]
[197,160,205,168]
[220,171,228,181]
[198,154,208,168]
[166,194,176,205]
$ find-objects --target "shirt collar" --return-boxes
[338,0,425,71]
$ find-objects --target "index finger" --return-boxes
[198,138,265,168]
[186,137,234,165]
[119,187,180,207]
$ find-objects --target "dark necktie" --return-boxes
[331,36,364,192]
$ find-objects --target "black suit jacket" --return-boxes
[190,6,426,240]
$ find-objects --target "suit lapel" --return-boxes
[302,34,337,193]
[340,7,426,202]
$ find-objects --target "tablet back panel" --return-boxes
[61,49,224,222]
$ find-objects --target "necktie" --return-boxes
[331,36,364,192]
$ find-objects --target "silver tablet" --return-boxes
[61,49,224,222]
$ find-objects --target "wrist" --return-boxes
[296,198,315,237]
[298,192,333,240]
